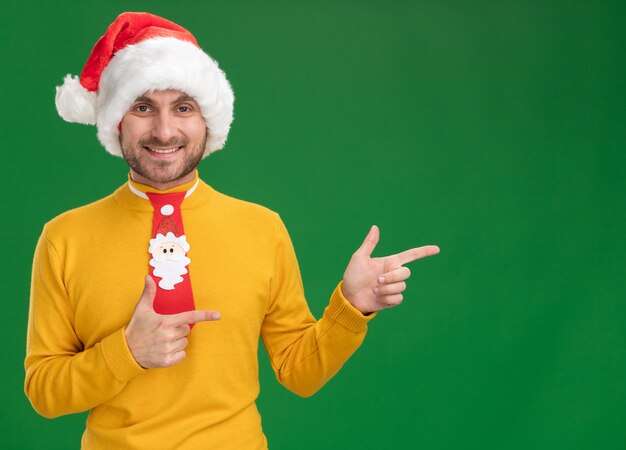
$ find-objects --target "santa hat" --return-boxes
[55,12,234,158]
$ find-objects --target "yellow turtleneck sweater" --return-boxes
[24,172,375,449]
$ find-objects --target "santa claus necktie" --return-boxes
[129,180,198,318]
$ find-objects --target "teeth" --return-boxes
[148,147,180,154]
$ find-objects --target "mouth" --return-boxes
[144,146,184,157]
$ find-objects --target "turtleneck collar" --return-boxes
[127,171,200,199]
[113,170,214,212]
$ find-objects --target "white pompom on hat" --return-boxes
[55,12,234,158]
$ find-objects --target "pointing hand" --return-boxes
[341,225,439,315]
[124,276,221,368]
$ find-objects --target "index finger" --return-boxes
[387,245,440,267]
[166,309,221,327]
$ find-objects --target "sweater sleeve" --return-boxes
[24,230,146,418]
[260,215,376,397]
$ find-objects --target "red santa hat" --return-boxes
[55,12,234,158]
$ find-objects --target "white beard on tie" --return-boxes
[150,256,191,290]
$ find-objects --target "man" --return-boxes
[24,12,439,449]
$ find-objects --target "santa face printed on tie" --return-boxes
[148,232,191,290]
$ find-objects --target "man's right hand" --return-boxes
[125,276,221,369]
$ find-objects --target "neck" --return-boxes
[129,169,197,191]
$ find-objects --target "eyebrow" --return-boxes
[133,94,196,104]
[174,94,196,103]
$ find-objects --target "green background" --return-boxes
[2,0,625,448]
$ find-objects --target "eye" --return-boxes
[169,248,174,253]
[177,106,191,113]
[135,104,151,113]
[162,249,167,253]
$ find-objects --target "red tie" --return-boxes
[146,191,196,317]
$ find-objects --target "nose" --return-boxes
[152,110,177,143]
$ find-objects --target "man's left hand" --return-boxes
[341,225,440,315]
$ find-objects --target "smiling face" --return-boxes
[119,89,207,190]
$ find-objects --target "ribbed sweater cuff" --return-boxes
[325,281,377,333]
[101,327,146,382]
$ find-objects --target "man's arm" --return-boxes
[260,216,439,398]
[24,231,221,418]
[24,231,145,418]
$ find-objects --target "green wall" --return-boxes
[2,0,624,448]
